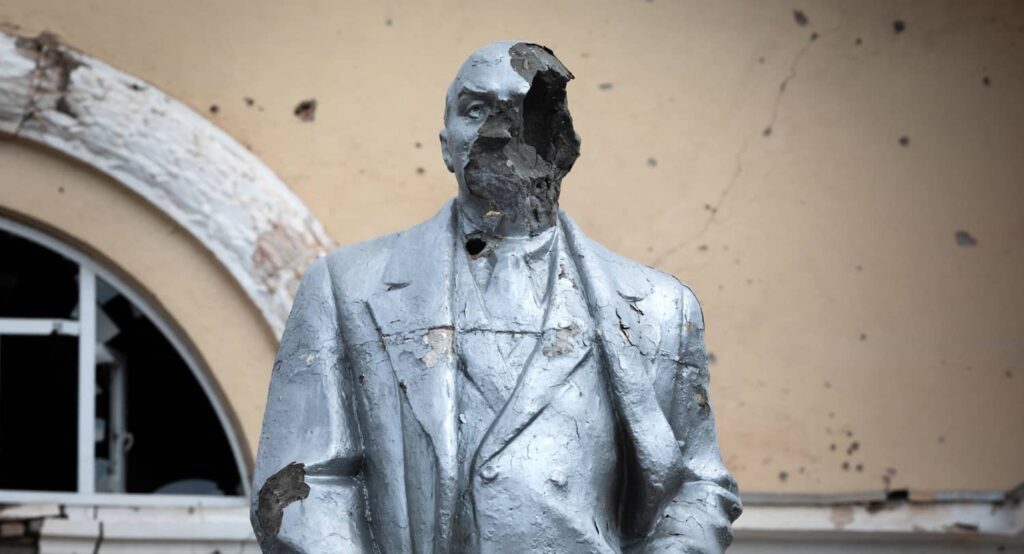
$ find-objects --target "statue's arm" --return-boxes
[643,284,743,553]
[250,257,371,553]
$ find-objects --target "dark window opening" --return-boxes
[0,225,243,497]
[95,278,241,495]
[0,229,78,319]
[0,335,78,492]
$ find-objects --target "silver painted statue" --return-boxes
[251,41,741,553]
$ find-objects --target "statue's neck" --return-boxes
[456,190,558,239]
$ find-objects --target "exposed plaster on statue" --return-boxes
[0,30,333,336]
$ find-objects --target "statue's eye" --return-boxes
[465,103,487,120]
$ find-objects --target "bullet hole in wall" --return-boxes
[893,20,906,34]
[955,230,977,247]
[294,99,317,122]
[982,76,991,87]
[792,9,809,26]
[209,104,219,114]
[899,136,910,146]
[244,97,255,107]
[647,158,657,168]
[886,489,909,502]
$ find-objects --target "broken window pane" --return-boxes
[95,277,241,496]
[0,226,243,498]
[0,228,78,319]
[0,334,79,492]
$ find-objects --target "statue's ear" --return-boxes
[439,130,454,173]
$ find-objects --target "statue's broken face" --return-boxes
[441,42,581,235]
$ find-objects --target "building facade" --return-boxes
[0,1,1022,551]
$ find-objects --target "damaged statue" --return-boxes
[251,41,742,553]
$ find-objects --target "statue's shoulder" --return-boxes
[569,219,694,297]
[568,221,701,326]
[316,230,402,301]
[314,200,456,302]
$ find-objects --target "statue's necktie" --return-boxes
[482,248,544,329]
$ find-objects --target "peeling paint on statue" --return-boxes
[252,40,741,553]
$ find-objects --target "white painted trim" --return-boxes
[76,266,96,494]
[0,216,251,502]
[21,501,1024,553]
[736,501,1024,537]
[0,490,248,508]
[0,30,334,337]
[0,318,80,335]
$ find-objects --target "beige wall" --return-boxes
[1,0,1021,495]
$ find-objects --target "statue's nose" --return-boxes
[476,103,518,142]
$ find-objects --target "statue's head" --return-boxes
[441,41,581,236]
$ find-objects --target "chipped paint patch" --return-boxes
[543,324,580,357]
[420,327,453,368]
[829,505,855,529]
[257,462,310,537]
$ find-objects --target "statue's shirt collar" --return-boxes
[457,208,558,313]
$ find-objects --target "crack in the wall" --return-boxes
[91,521,104,554]
[649,28,835,269]
[649,140,748,268]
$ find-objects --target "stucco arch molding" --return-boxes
[0,31,333,336]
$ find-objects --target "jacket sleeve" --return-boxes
[640,284,743,553]
[250,257,372,553]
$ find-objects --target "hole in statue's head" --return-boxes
[465,237,487,256]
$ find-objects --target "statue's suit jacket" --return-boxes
[251,200,742,553]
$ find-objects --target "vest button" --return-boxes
[479,464,498,482]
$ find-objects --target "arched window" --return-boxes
[0,217,247,505]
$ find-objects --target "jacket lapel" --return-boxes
[559,211,687,539]
[367,200,459,553]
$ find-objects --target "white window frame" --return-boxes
[0,216,250,508]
